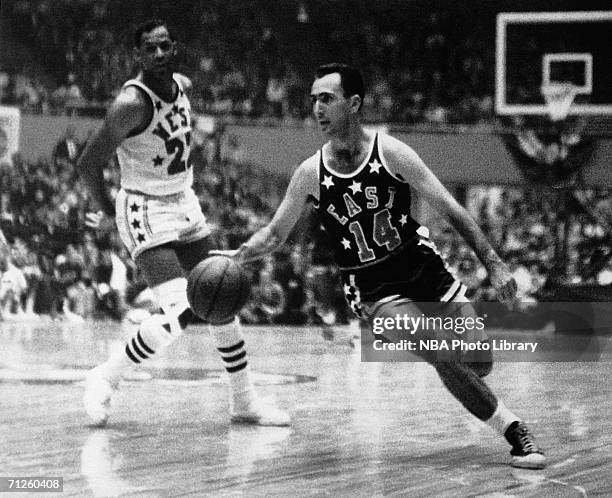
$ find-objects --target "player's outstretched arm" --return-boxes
[383,135,517,307]
[215,161,318,263]
[76,89,145,218]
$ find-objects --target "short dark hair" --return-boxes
[133,19,174,48]
[314,63,365,109]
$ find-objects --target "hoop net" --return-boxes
[541,82,579,122]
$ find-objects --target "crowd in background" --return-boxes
[1,0,503,124]
[0,0,610,324]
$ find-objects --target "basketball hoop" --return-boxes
[541,82,578,122]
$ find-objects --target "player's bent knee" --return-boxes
[207,315,239,333]
[466,359,494,378]
[207,315,237,327]
[137,313,176,351]
[153,278,188,311]
[432,360,463,378]
[152,278,191,336]
[463,338,494,377]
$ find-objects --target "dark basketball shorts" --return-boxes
[340,236,467,319]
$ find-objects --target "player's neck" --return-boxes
[328,125,370,169]
[140,72,176,101]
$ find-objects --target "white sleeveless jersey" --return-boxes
[116,74,193,196]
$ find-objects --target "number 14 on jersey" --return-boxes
[348,208,401,263]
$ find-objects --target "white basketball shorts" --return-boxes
[116,188,212,260]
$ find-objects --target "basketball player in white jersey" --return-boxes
[76,19,289,427]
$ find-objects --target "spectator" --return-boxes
[10,237,40,317]
[265,74,287,120]
[0,247,28,319]
[93,235,129,320]
[0,69,9,103]
[243,255,285,324]
[64,73,86,115]
[53,125,80,169]
[273,249,307,325]
[54,250,85,321]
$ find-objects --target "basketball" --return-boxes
[187,255,251,324]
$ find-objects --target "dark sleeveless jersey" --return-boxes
[314,133,462,314]
[315,133,421,271]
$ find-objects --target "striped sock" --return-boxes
[124,327,159,364]
[100,313,175,381]
[217,340,248,374]
[210,319,256,410]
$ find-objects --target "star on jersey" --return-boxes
[349,181,362,195]
[321,175,335,190]
[368,159,382,174]
[130,203,140,213]
[131,219,141,229]
[341,238,351,250]
[399,214,408,226]
[155,101,162,112]
[136,233,147,243]
[152,155,164,167]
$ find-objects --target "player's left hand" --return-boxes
[85,211,115,232]
[489,262,518,310]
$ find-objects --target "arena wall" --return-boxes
[19,115,612,187]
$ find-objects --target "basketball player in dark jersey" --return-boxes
[215,63,546,469]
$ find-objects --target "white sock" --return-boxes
[486,400,519,435]
[98,341,132,382]
[209,317,256,410]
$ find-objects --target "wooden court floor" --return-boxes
[1,318,611,497]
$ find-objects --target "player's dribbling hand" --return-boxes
[489,263,518,310]
[85,211,115,232]
[209,247,257,264]
[209,249,240,259]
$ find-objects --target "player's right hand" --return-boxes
[85,211,115,232]
[489,263,518,311]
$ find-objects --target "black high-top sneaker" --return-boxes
[504,421,546,469]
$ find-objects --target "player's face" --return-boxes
[310,73,352,135]
[136,26,176,78]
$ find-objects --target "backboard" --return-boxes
[496,11,612,116]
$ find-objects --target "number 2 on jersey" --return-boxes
[348,208,401,263]
[166,132,191,175]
